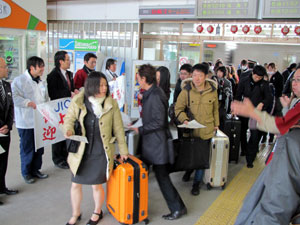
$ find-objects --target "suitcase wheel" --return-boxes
[144,218,150,224]
[207,183,212,190]
[222,183,226,190]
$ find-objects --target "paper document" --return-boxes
[121,112,132,130]
[130,118,143,128]
[177,120,206,129]
[0,133,8,137]
[67,135,89,143]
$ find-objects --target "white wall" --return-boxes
[13,0,47,23]
[47,0,196,20]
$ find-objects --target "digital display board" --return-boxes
[197,0,259,19]
[263,0,300,18]
[139,5,195,19]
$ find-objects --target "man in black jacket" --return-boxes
[264,62,284,143]
[235,65,273,168]
[47,51,76,169]
[0,58,18,203]
[282,63,297,83]
[215,66,233,131]
[131,64,187,220]
[173,64,192,104]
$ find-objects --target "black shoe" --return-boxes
[0,201,3,205]
[162,207,187,220]
[32,171,49,179]
[55,161,69,169]
[24,175,35,184]
[0,188,18,195]
[182,170,193,182]
[247,163,254,168]
[86,211,103,225]
[66,214,82,225]
[191,182,200,196]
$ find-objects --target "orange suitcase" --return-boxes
[106,155,149,225]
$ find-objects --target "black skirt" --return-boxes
[71,97,107,185]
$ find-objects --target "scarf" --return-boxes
[88,96,106,118]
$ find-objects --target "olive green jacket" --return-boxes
[63,90,128,179]
[175,78,219,140]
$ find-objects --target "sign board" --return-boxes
[34,98,71,150]
[197,0,259,19]
[59,39,99,51]
[139,5,195,19]
[263,0,300,18]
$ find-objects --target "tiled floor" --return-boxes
[0,126,265,225]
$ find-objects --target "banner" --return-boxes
[34,98,71,150]
[109,75,125,110]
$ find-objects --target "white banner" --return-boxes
[34,98,71,150]
[109,75,125,110]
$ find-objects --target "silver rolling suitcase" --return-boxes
[126,130,139,155]
[203,130,229,190]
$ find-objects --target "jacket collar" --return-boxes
[142,84,156,101]
[72,89,114,116]
[182,78,217,94]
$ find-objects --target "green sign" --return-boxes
[74,39,98,51]
[5,51,13,64]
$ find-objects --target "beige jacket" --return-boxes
[175,78,219,140]
[63,90,128,179]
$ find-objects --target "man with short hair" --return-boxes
[105,58,117,82]
[0,58,18,201]
[235,65,273,168]
[237,59,248,78]
[74,53,97,89]
[47,51,76,169]
[12,56,49,184]
[173,63,192,103]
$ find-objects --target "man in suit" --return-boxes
[47,51,77,169]
[0,58,18,201]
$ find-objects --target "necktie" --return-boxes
[0,81,6,105]
[66,73,71,90]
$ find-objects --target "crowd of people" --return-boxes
[0,51,299,225]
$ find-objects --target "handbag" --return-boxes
[171,136,210,172]
[66,109,82,153]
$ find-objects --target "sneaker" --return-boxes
[32,171,48,179]
[24,175,35,184]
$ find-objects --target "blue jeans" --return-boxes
[18,128,44,177]
[194,169,204,184]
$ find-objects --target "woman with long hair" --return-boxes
[64,72,128,225]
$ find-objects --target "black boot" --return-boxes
[191,182,200,196]
[182,170,193,182]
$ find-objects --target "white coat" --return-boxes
[12,70,49,129]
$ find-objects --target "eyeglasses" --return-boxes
[291,78,300,83]
[179,72,189,76]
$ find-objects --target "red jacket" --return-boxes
[74,68,88,89]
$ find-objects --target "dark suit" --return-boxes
[0,80,14,192]
[47,68,74,165]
